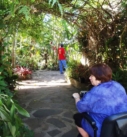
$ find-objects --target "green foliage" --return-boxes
[112,70,123,82]
[66,59,89,83]
[18,6,31,21]
[0,94,33,137]
[49,0,63,15]
[20,126,34,137]
[66,60,79,80]
[0,43,33,137]
[112,69,127,91]
[17,56,40,70]
[47,60,58,70]
[0,65,18,96]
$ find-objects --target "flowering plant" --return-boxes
[13,66,32,80]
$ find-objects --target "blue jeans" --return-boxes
[59,60,67,73]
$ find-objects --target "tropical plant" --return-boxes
[66,59,90,83]
[66,60,80,80]
[0,65,18,96]
[0,94,33,137]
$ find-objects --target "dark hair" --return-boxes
[60,44,64,47]
[89,63,112,82]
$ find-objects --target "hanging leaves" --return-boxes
[48,0,63,15]
[18,6,31,20]
[58,3,63,16]
[49,0,58,6]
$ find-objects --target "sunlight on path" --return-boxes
[17,70,70,89]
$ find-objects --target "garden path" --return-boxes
[16,70,80,137]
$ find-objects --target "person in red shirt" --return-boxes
[58,44,67,74]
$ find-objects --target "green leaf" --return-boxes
[0,80,7,86]
[14,104,30,117]
[0,107,11,121]
[49,0,52,4]
[10,104,15,117]
[10,2,15,17]
[58,3,63,16]
[0,99,3,106]
[18,6,30,21]
[51,0,57,7]
[0,76,4,80]
[8,122,16,137]
[31,0,35,2]
[0,67,4,72]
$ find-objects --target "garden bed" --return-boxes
[65,76,88,90]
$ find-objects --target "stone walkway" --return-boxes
[16,70,81,137]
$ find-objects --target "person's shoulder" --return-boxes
[101,80,126,92]
[111,80,124,87]
[98,80,123,88]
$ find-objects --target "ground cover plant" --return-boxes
[0,94,33,137]
[0,63,34,137]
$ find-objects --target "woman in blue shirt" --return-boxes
[72,63,127,137]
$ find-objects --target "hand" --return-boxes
[72,93,80,99]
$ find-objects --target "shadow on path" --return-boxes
[16,70,80,137]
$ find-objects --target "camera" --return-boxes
[72,91,87,99]
[80,91,87,98]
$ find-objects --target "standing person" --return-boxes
[72,63,127,137]
[58,44,67,74]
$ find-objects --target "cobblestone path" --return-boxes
[16,70,80,137]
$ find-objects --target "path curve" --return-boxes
[16,70,80,137]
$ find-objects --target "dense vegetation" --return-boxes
[1,0,127,68]
[0,0,127,136]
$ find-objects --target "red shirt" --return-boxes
[58,47,66,60]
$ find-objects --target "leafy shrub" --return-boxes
[0,65,18,96]
[66,60,90,83]
[0,94,33,137]
[47,60,58,70]
[112,68,127,91]
[17,56,41,70]
[66,60,80,80]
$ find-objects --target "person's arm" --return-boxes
[73,88,95,113]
